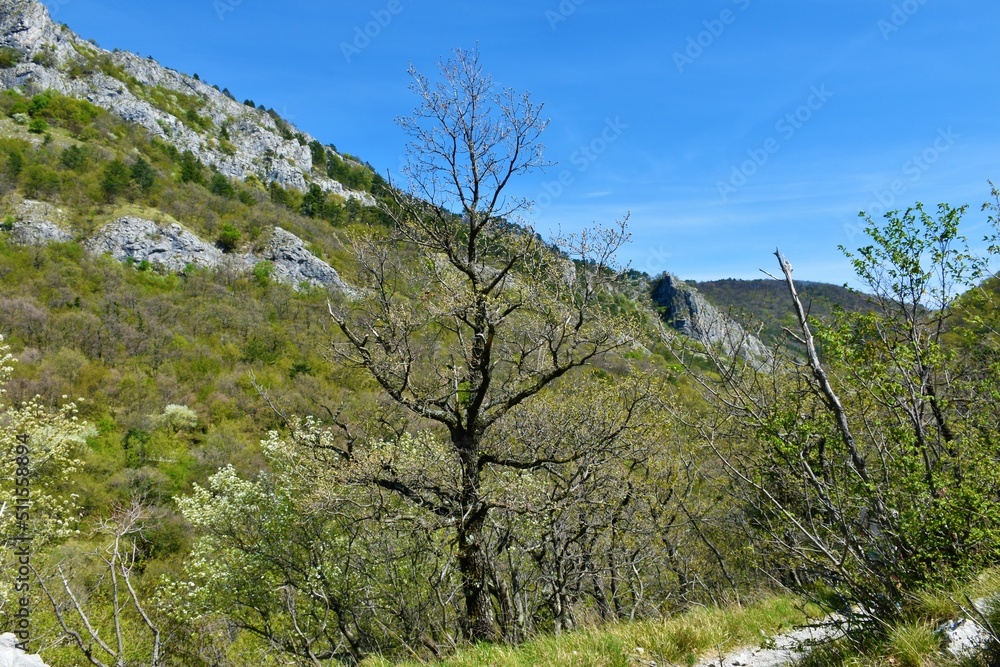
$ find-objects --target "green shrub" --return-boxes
[100,159,132,201]
[21,163,61,197]
[6,150,23,177]
[178,150,204,184]
[31,50,55,67]
[60,144,87,170]
[216,223,241,253]
[122,427,152,468]
[236,188,256,206]
[252,261,272,286]
[28,91,53,118]
[0,47,22,68]
[130,157,156,192]
[209,172,234,198]
[27,117,47,134]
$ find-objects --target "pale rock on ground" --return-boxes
[684,603,994,667]
[260,227,354,294]
[691,620,843,667]
[942,617,990,658]
[0,633,47,667]
[86,216,226,272]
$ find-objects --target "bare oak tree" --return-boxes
[329,48,632,641]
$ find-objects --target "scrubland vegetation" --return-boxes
[2,48,1000,667]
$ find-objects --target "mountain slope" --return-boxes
[0,0,374,202]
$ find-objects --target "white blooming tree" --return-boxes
[174,426,457,664]
[0,334,89,616]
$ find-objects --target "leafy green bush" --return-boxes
[21,163,61,197]
[208,171,234,198]
[252,261,272,286]
[0,47,21,68]
[216,223,241,253]
[60,144,87,171]
[100,159,132,201]
[178,150,204,184]
[326,152,373,192]
[31,49,55,67]
[130,157,156,192]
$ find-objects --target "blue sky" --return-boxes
[40,0,1000,285]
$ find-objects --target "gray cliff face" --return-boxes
[651,273,769,360]
[262,227,353,293]
[86,217,227,272]
[0,0,375,204]
[83,216,353,293]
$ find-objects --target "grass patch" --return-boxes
[361,595,820,667]
[888,622,943,667]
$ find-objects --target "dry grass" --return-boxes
[361,596,820,667]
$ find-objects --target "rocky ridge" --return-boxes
[651,273,769,360]
[0,0,375,204]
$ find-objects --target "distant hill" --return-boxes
[688,278,876,347]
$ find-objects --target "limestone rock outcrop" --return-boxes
[260,227,354,293]
[86,217,226,272]
[84,216,351,292]
[7,199,71,245]
[651,273,769,360]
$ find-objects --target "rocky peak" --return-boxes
[0,0,375,204]
[651,273,769,360]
